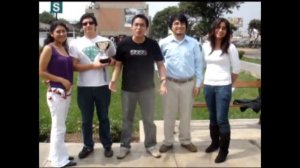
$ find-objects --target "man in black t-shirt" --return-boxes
[109,14,167,159]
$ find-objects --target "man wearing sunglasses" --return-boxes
[69,13,116,159]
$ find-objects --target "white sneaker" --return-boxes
[146,146,161,158]
[117,147,130,159]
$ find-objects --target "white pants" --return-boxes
[46,88,71,167]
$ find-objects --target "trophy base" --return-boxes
[99,58,111,64]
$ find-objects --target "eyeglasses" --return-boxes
[133,23,146,28]
[82,21,95,26]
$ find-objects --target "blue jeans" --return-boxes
[204,84,232,134]
[77,86,112,150]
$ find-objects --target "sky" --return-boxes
[224,2,261,32]
[38,2,179,22]
[39,1,260,32]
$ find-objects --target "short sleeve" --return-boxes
[69,39,79,59]
[115,42,124,62]
[229,43,241,74]
[152,41,164,61]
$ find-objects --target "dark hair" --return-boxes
[43,20,69,53]
[80,13,98,26]
[131,14,149,28]
[168,13,188,30]
[208,18,231,56]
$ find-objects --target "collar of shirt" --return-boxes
[170,34,188,45]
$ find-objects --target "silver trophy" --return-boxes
[95,41,111,82]
[95,41,111,63]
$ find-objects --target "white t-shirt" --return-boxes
[202,42,240,86]
[69,36,116,87]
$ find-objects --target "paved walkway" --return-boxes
[240,61,261,78]
[40,119,260,167]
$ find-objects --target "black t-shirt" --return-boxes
[115,36,164,92]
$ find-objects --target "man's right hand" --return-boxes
[93,57,109,69]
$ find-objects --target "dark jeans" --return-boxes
[77,86,112,150]
[204,84,232,134]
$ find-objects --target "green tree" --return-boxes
[248,19,261,48]
[39,11,55,24]
[149,6,180,40]
[179,2,243,36]
[248,19,261,34]
[230,23,238,33]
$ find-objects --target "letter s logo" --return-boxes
[53,3,60,12]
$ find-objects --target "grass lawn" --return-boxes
[39,69,260,141]
[241,56,261,64]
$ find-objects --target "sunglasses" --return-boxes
[82,21,95,26]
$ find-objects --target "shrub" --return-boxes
[39,124,50,142]
[110,119,122,142]
[238,50,245,59]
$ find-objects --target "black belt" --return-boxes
[167,77,193,83]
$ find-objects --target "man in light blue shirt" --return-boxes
[158,13,204,153]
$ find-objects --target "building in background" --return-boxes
[227,17,249,37]
[86,2,149,37]
[39,22,82,46]
[228,17,243,28]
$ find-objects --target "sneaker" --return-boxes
[116,147,130,159]
[181,143,197,152]
[78,146,94,159]
[159,144,173,153]
[146,146,161,158]
[104,148,114,158]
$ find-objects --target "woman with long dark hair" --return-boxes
[39,21,76,167]
[202,18,241,163]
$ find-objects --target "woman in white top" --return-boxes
[202,18,240,163]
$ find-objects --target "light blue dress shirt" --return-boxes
[159,35,204,87]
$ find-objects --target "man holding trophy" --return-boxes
[69,13,116,159]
